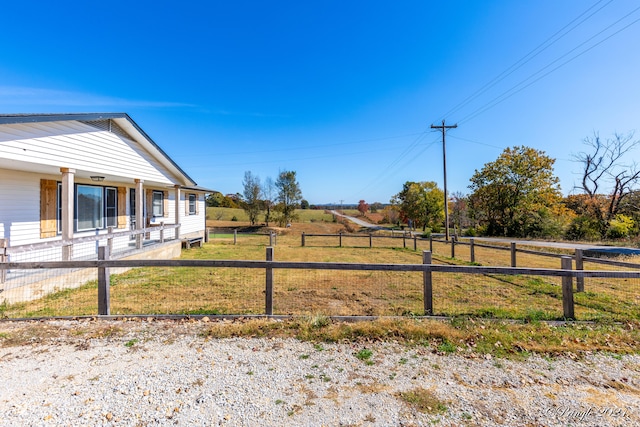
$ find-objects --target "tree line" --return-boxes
[206,170,304,227]
[387,131,640,241]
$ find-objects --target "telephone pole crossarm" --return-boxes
[430,120,457,241]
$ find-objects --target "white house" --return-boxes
[0,113,210,262]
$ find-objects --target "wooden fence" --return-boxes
[301,232,640,287]
[3,246,639,320]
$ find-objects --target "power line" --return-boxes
[438,0,614,121]
[457,4,640,125]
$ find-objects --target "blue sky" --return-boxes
[1,0,639,204]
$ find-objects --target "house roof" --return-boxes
[0,113,198,187]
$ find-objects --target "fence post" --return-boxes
[423,251,433,315]
[451,238,455,259]
[269,232,274,246]
[107,226,114,254]
[510,242,517,267]
[413,235,417,251]
[403,233,406,248]
[302,232,306,247]
[265,247,274,315]
[369,233,372,248]
[470,238,475,263]
[561,256,575,319]
[575,249,584,292]
[339,232,342,248]
[98,245,110,316]
[234,229,237,245]
[429,235,433,253]
[204,228,210,243]
[0,239,7,284]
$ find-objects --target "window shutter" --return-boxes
[40,179,58,238]
[185,193,189,216]
[117,187,127,229]
[145,189,152,224]
[163,190,169,217]
[196,194,200,215]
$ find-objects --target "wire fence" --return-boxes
[2,248,640,322]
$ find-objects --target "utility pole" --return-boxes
[430,120,457,241]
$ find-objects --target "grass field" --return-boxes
[206,207,336,223]
[3,224,640,325]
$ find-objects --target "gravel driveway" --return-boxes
[1,319,638,426]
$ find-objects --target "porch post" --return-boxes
[60,168,75,260]
[174,185,181,240]
[135,179,144,249]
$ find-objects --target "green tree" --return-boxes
[469,146,565,237]
[274,170,302,226]
[392,181,444,231]
[242,171,262,226]
[300,199,310,209]
[206,192,225,207]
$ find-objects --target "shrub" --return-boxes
[464,227,477,237]
[231,216,238,222]
[565,215,600,241]
[608,214,635,239]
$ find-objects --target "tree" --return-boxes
[357,200,369,216]
[392,181,444,231]
[382,205,400,225]
[274,170,302,226]
[300,199,310,209]
[242,171,262,226]
[469,146,565,237]
[573,131,640,238]
[206,192,225,207]
[450,192,472,232]
[262,176,275,226]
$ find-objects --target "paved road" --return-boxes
[459,236,640,256]
[330,211,388,230]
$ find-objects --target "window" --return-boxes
[105,187,117,227]
[152,191,164,217]
[188,194,197,215]
[77,185,104,231]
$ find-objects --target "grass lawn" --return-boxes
[3,225,640,325]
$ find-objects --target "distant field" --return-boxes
[206,207,335,223]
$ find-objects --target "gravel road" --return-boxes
[1,319,639,426]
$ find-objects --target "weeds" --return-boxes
[397,387,448,414]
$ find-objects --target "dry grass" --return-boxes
[397,387,448,414]
[2,316,640,358]
[2,224,640,323]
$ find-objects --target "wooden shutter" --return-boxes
[163,190,169,217]
[145,189,152,223]
[195,194,200,215]
[40,179,58,238]
[117,187,127,229]
[185,193,189,215]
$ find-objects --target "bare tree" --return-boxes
[574,131,640,237]
[262,176,275,226]
[242,171,262,226]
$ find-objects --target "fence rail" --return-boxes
[301,232,640,271]
[3,246,639,320]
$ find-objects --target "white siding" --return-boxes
[0,120,176,184]
[0,169,46,245]
[179,193,206,237]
